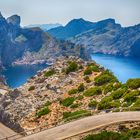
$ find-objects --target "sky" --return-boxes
[0,0,140,27]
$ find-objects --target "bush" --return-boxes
[103,83,114,94]
[68,89,78,95]
[89,65,100,72]
[126,78,140,89]
[127,130,140,138]
[65,61,78,74]
[84,76,91,83]
[84,87,102,97]
[36,107,51,118]
[111,89,126,100]
[95,70,118,86]
[88,100,97,108]
[83,131,129,140]
[70,103,81,108]
[28,86,35,91]
[78,83,85,92]
[44,101,52,107]
[63,110,91,121]
[123,91,140,104]
[60,97,75,107]
[84,67,92,75]
[44,69,55,77]
[98,96,113,110]
[77,95,84,100]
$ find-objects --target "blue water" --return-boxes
[2,64,47,88]
[91,54,140,83]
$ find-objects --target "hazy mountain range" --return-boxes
[25,23,62,31]
[0,13,87,67]
[48,18,140,58]
[0,13,140,68]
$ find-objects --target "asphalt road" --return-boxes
[19,112,140,140]
[0,123,17,139]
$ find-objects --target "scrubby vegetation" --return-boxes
[28,86,35,91]
[60,97,75,107]
[83,131,129,140]
[36,107,51,118]
[88,100,97,108]
[65,61,78,74]
[63,110,91,121]
[84,87,102,97]
[126,78,140,89]
[44,69,55,77]
[95,70,118,86]
[83,129,140,140]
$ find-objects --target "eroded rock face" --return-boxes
[7,15,21,27]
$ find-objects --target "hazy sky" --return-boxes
[0,0,140,26]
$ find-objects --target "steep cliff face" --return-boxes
[69,19,140,57]
[0,13,89,67]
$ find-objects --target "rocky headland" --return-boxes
[0,56,140,134]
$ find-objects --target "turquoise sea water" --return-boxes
[2,64,47,88]
[91,54,140,83]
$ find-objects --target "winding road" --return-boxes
[19,112,140,140]
[0,123,17,139]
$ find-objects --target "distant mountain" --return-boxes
[0,13,88,67]
[69,19,140,58]
[48,18,96,39]
[25,23,62,31]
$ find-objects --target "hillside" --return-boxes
[48,18,96,40]
[0,13,88,67]
[47,17,140,58]
[70,19,140,58]
[0,56,140,133]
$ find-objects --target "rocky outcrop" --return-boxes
[0,13,89,67]
[69,19,140,58]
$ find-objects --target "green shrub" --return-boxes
[84,87,102,97]
[123,91,140,104]
[78,83,85,92]
[36,107,51,118]
[44,69,55,77]
[111,89,126,100]
[65,61,78,74]
[83,131,129,140]
[28,86,35,91]
[60,97,75,107]
[68,89,78,95]
[84,76,91,83]
[127,130,140,138]
[89,65,100,72]
[98,96,113,110]
[44,101,52,107]
[103,83,114,94]
[84,67,92,75]
[63,110,91,121]
[95,70,118,86]
[88,100,97,108]
[70,103,81,108]
[126,78,140,89]
[77,95,84,100]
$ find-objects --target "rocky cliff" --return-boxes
[0,13,89,67]
[69,19,140,57]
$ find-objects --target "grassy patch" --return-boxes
[63,110,91,121]
[83,131,129,140]
[60,97,75,107]
[36,107,51,118]
[44,69,55,77]
[84,87,102,97]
